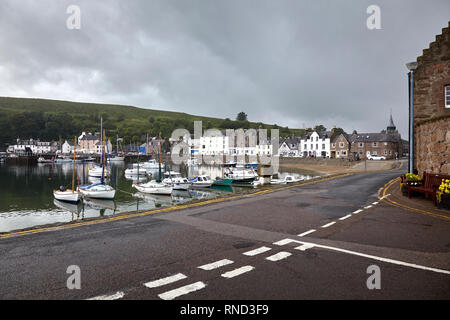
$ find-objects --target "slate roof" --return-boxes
[348,133,401,143]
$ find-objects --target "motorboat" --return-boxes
[132,180,173,195]
[109,155,125,162]
[38,157,54,163]
[162,171,191,190]
[270,175,303,185]
[78,182,116,200]
[55,156,73,163]
[189,175,213,188]
[133,159,165,170]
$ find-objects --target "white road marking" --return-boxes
[379,193,391,200]
[221,266,254,278]
[273,238,450,275]
[144,273,187,289]
[321,221,336,228]
[243,246,272,256]
[266,251,292,261]
[372,201,379,205]
[364,205,373,209]
[295,244,315,251]
[339,214,352,221]
[87,291,125,300]
[273,239,293,246]
[353,209,363,214]
[158,281,206,300]
[298,229,316,237]
[198,259,234,270]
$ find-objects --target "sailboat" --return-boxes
[132,133,173,195]
[78,127,116,200]
[53,137,81,203]
[109,134,125,162]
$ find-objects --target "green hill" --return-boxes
[0,97,304,149]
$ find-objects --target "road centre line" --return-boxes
[198,259,234,270]
[353,209,363,214]
[338,214,352,221]
[144,273,187,288]
[87,291,125,300]
[273,238,450,275]
[321,221,336,228]
[364,205,373,209]
[298,229,316,237]
[243,246,272,256]
[158,281,206,300]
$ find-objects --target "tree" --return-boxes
[236,112,248,121]
[314,125,326,132]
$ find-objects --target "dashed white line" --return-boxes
[295,244,315,251]
[243,246,272,256]
[364,205,373,209]
[198,259,234,270]
[144,273,187,289]
[158,281,206,300]
[339,214,352,221]
[298,229,316,237]
[266,251,292,261]
[221,265,255,278]
[353,209,363,214]
[321,221,336,228]
[87,291,125,300]
[372,201,379,205]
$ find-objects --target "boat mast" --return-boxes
[102,129,105,183]
[72,136,76,193]
[158,132,162,182]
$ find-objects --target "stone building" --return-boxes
[412,22,450,174]
[330,133,350,158]
[349,132,401,160]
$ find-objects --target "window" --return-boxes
[373,142,378,147]
[332,143,336,148]
[316,144,318,150]
[384,150,387,155]
[322,144,325,149]
[359,142,364,147]
[342,151,347,156]
[304,144,307,149]
[446,85,450,108]
[339,142,344,148]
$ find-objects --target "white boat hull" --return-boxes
[133,183,172,195]
[79,188,116,200]
[53,190,81,203]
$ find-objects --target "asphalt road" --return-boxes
[1,162,449,300]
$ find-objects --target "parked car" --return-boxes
[367,155,386,160]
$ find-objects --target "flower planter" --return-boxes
[437,193,450,210]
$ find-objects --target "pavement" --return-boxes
[0,160,449,300]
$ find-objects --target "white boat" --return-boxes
[53,188,81,203]
[270,175,303,185]
[109,155,125,162]
[38,157,54,163]
[163,171,192,190]
[189,175,213,188]
[225,168,258,179]
[78,183,116,200]
[125,168,148,176]
[55,157,73,163]
[132,180,173,195]
[133,159,164,170]
[88,166,111,178]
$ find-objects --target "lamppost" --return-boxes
[406,61,418,174]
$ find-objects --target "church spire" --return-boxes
[387,109,396,133]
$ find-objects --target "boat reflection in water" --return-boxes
[53,199,84,221]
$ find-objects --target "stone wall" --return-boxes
[413,21,450,174]
[415,118,449,174]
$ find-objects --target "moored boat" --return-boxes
[132,180,173,195]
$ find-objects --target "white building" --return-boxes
[300,131,331,157]
[279,138,300,157]
[7,138,54,154]
[62,140,75,154]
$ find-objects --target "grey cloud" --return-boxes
[0,0,449,137]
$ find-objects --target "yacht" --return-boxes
[163,171,192,190]
[132,180,173,195]
[189,175,213,188]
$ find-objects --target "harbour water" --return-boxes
[0,161,314,233]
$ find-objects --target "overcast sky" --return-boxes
[0,0,449,137]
